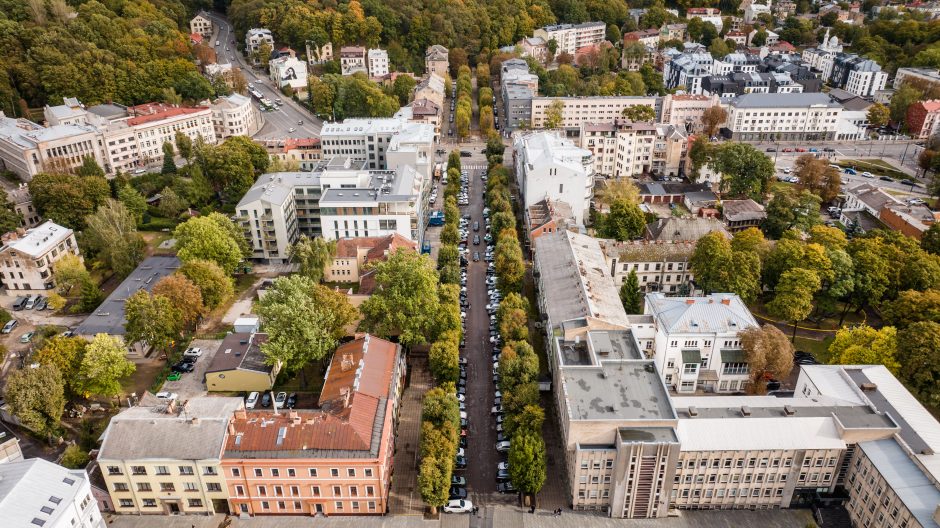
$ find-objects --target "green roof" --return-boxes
[681,349,701,364]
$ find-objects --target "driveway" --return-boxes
[159,338,223,399]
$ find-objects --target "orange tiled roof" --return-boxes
[127,103,208,126]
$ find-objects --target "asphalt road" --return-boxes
[204,13,323,140]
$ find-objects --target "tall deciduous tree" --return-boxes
[117,185,147,225]
[712,142,775,199]
[157,186,188,218]
[897,321,940,406]
[497,293,530,342]
[768,268,821,340]
[689,231,761,302]
[794,154,841,203]
[124,291,181,352]
[428,337,460,384]
[175,131,193,160]
[174,215,244,273]
[29,172,110,230]
[828,325,900,373]
[83,199,146,278]
[883,289,940,329]
[762,188,822,239]
[620,270,643,314]
[5,364,65,437]
[508,432,547,494]
[76,156,105,178]
[595,179,640,208]
[418,457,450,514]
[152,274,206,329]
[701,105,727,137]
[360,249,440,346]
[77,334,136,398]
[53,253,90,295]
[866,103,890,129]
[739,324,795,393]
[288,236,336,283]
[178,260,234,310]
[257,276,357,375]
[35,336,87,394]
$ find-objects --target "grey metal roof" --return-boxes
[731,92,842,108]
[859,439,940,528]
[75,256,180,337]
[0,459,90,526]
[646,292,758,334]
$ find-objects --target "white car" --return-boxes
[456,393,465,402]
[496,440,511,453]
[460,410,467,420]
[443,499,473,513]
[183,346,202,358]
[498,461,509,471]
[861,171,874,178]
[155,391,178,402]
[491,405,503,415]
[288,127,296,133]
[245,391,259,409]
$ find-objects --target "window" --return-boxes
[290,486,300,497]
[271,469,280,477]
[184,482,198,492]
[288,468,296,477]
[160,483,175,492]
[119,499,134,508]
[235,486,245,497]
[348,468,356,477]
[207,483,222,492]
[131,466,146,476]
[331,468,339,477]
[155,466,170,475]
[107,466,122,476]
[336,501,344,511]
[232,468,241,477]
[254,468,263,477]
[333,486,341,496]
[312,486,321,497]
[364,468,373,477]
[137,483,152,492]
[113,483,129,492]
[179,466,194,476]
[257,486,267,497]
[309,469,318,477]
[188,499,203,508]
[142,499,157,508]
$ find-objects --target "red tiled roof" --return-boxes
[319,335,397,405]
[190,33,203,44]
[127,103,209,126]
[364,234,417,263]
[282,137,320,152]
[336,236,384,259]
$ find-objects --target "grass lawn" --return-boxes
[277,361,328,397]
[837,159,908,180]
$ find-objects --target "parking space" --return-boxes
[160,338,223,399]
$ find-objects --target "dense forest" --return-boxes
[3,0,940,117]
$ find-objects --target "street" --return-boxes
[204,12,323,140]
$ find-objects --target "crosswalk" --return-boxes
[463,164,488,170]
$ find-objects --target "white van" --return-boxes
[245,391,260,409]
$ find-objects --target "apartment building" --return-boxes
[98,397,243,515]
[906,99,940,139]
[305,41,333,64]
[325,234,417,282]
[398,99,442,138]
[0,458,105,528]
[530,96,657,130]
[518,36,550,64]
[580,120,685,179]
[0,221,79,293]
[644,293,759,393]
[340,46,368,76]
[687,7,723,29]
[725,93,841,141]
[713,53,761,76]
[425,45,449,77]
[652,124,689,177]
[236,152,432,262]
[660,94,721,135]
[222,335,406,517]
[190,12,213,38]
[211,94,262,139]
[802,30,844,72]
[533,22,606,56]
[319,117,435,179]
[514,131,593,224]
[664,53,714,94]
[500,59,539,130]
[601,239,695,294]
[894,67,940,97]
[269,56,308,91]
[246,29,274,65]
[580,123,619,176]
[367,49,390,79]
[613,121,657,177]
[820,54,888,98]
[259,138,321,171]
[414,73,446,108]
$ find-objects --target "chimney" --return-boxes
[341,354,354,371]
[721,297,731,305]
[741,406,751,417]
[860,382,878,392]
[783,405,796,416]
[688,406,698,417]
[686,299,695,305]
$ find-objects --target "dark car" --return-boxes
[473,252,480,262]
[171,361,196,373]
[460,151,472,157]
[901,179,916,186]
[286,393,298,408]
[451,476,467,486]
[879,176,893,182]
[766,147,776,152]
[455,456,467,469]
[496,482,517,494]
[261,392,272,407]
[449,486,468,500]
[473,235,480,245]
[496,469,511,482]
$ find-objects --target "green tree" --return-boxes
[418,457,450,514]
[0,188,22,233]
[503,404,545,438]
[690,231,761,302]
[712,142,775,198]
[739,324,795,393]
[152,274,206,330]
[844,237,891,322]
[83,199,146,278]
[429,337,460,384]
[598,199,646,240]
[76,156,105,178]
[828,325,900,373]
[60,444,90,469]
[508,432,547,494]
[867,103,890,129]
[258,276,357,375]
[124,290,181,353]
[762,188,822,238]
[890,84,923,130]
[619,270,642,314]
[391,74,417,106]
[544,100,565,129]
[422,386,460,428]
[767,269,821,340]
[4,364,65,437]
[117,185,147,224]
[53,253,90,295]
[161,141,177,174]
[173,215,244,273]
[498,341,539,392]
[621,104,656,122]
[174,131,193,160]
[288,236,336,283]
[29,172,110,230]
[497,293,529,342]
[922,223,940,255]
[157,186,188,218]
[897,321,940,406]
[178,259,234,309]
[794,154,841,203]
[78,278,104,312]
[34,336,86,393]
[494,231,525,294]
[360,249,440,346]
[77,334,136,398]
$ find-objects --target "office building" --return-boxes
[530,96,657,130]
[0,458,104,528]
[221,335,406,516]
[319,117,434,178]
[0,221,79,292]
[514,131,593,224]
[98,397,244,515]
[533,22,606,56]
[211,94,262,139]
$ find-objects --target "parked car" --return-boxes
[261,392,272,407]
[496,469,511,482]
[286,393,298,408]
[245,391,260,409]
[443,499,473,513]
[449,486,468,500]
[1,320,18,334]
[183,346,203,358]
[274,391,288,408]
[455,455,467,469]
[155,391,178,402]
[171,360,195,373]
[19,331,34,343]
[496,440,511,453]
[496,482,517,494]
[12,297,26,311]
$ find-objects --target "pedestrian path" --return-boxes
[462,164,487,170]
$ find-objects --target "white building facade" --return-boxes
[211,94,262,139]
[514,131,593,224]
[0,458,105,528]
[533,22,606,56]
[0,221,80,293]
[368,48,390,78]
[269,56,308,91]
[726,93,841,141]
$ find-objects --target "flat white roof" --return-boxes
[677,417,847,451]
[1,221,72,258]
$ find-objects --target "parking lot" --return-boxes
[159,338,224,399]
